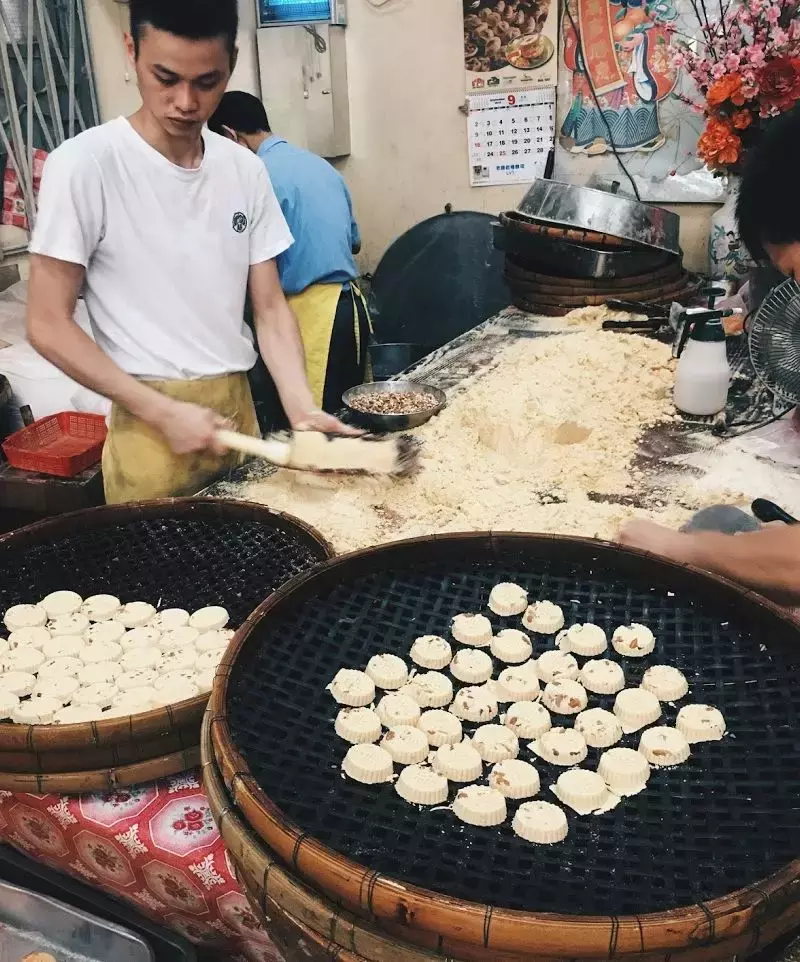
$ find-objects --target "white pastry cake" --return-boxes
[151,608,190,630]
[556,623,607,657]
[490,629,533,664]
[536,650,579,684]
[451,613,493,647]
[3,604,47,632]
[522,601,565,635]
[121,626,162,650]
[531,727,588,766]
[380,725,429,764]
[496,666,541,703]
[342,743,394,784]
[85,621,125,645]
[417,709,463,747]
[488,583,528,617]
[512,801,568,844]
[395,765,448,805]
[551,769,619,815]
[328,669,376,707]
[7,627,50,650]
[488,759,540,799]
[574,708,623,748]
[641,665,689,702]
[376,693,420,728]
[472,724,519,762]
[41,591,82,618]
[38,657,82,679]
[675,704,726,743]
[432,741,482,782]
[541,679,588,715]
[579,659,625,695]
[638,726,691,766]
[335,707,382,745]
[597,746,650,796]
[81,594,121,622]
[450,649,493,684]
[366,653,409,690]
[453,785,507,827]
[401,672,453,708]
[0,671,36,697]
[450,686,498,723]
[49,613,90,637]
[82,641,123,665]
[116,602,156,629]
[613,688,661,734]
[160,626,200,651]
[409,635,452,670]
[189,606,229,632]
[502,701,551,739]
[612,623,656,658]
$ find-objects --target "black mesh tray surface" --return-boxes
[226,534,800,917]
[0,500,330,626]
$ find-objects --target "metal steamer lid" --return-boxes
[748,277,800,404]
[516,179,681,256]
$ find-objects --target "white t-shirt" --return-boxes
[30,117,294,379]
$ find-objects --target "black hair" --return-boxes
[208,91,271,137]
[129,0,239,61]
[737,107,800,262]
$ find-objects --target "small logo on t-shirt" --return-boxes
[232,212,248,233]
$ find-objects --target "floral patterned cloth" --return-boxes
[0,769,285,962]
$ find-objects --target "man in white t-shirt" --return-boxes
[26,0,351,504]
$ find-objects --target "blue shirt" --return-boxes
[256,136,360,295]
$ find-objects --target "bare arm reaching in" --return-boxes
[248,257,358,434]
[619,519,800,606]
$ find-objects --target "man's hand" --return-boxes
[151,399,229,455]
[290,408,362,436]
[617,519,696,564]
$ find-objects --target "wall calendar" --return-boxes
[467,88,556,188]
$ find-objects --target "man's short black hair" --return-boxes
[129,0,239,60]
[208,91,271,137]
[737,107,800,262]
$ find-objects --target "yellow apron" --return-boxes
[102,372,259,505]
[287,283,371,408]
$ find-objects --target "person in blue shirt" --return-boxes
[208,91,369,429]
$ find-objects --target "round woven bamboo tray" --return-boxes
[236,864,366,962]
[0,498,331,762]
[0,724,197,773]
[209,533,800,961]
[0,745,201,793]
[504,257,683,292]
[201,713,444,962]
[501,211,631,247]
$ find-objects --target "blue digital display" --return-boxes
[258,0,330,24]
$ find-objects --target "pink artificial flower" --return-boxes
[765,4,781,22]
[711,61,728,78]
[672,51,687,67]
[749,0,766,15]
[771,26,790,46]
[725,52,742,69]
[746,44,768,68]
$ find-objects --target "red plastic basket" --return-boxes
[2,412,107,478]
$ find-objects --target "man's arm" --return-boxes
[248,258,356,434]
[27,254,228,454]
[618,519,800,605]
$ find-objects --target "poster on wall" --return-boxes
[464,0,560,93]
[554,0,724,202]
[468,89,556,187]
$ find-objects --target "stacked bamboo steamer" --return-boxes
[0,499,331,793]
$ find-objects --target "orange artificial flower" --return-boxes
[731,109,752,129]
[707,73,747,108]
[697,117,742,170]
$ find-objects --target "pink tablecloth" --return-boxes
[0,769,284,962]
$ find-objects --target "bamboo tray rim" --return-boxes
[209,531,800,958]
[0,497,332,751]
[200,713,444,962]
[0,745,200,794]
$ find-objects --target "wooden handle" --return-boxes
[215,430,290,466]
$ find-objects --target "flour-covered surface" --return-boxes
[214,308,800,554]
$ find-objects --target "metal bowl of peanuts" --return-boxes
[342,380,447,432]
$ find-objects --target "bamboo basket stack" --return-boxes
[202,533,800,962]
[0,499,330,793]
